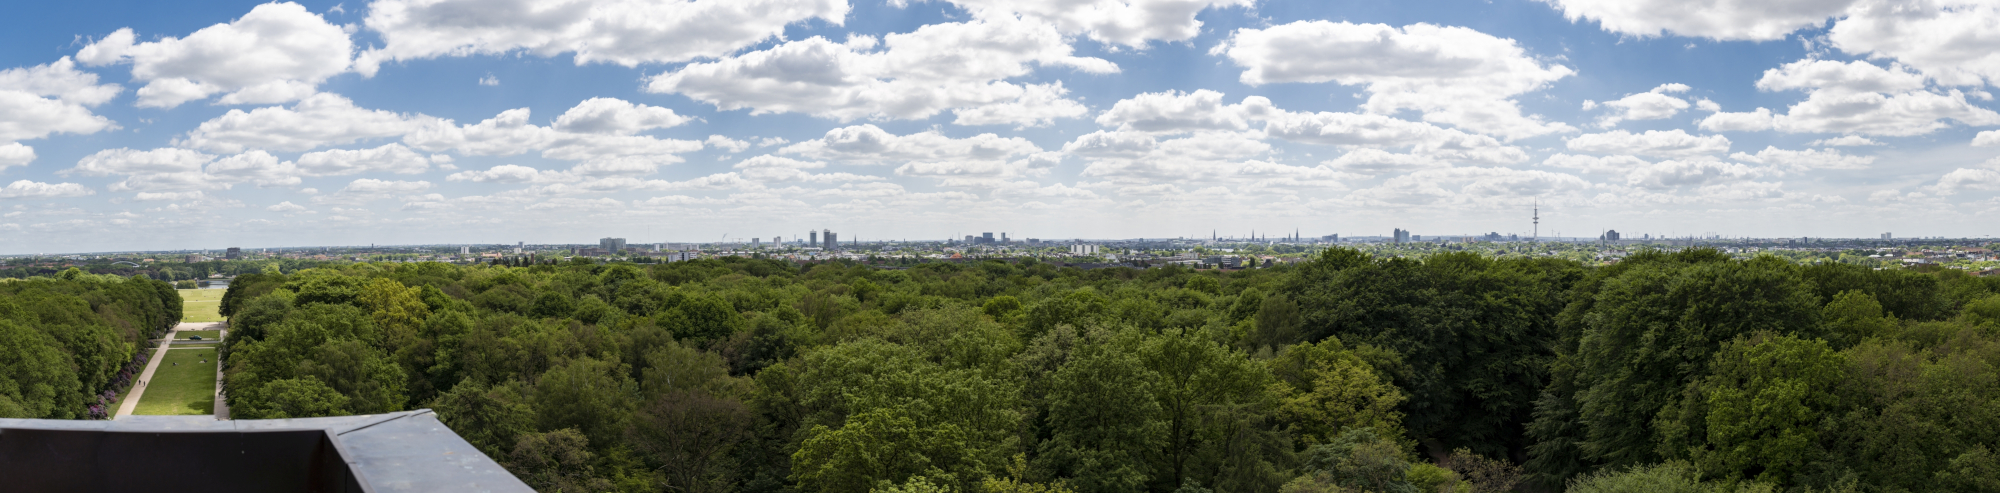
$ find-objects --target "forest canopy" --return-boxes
[9,250,2000,493]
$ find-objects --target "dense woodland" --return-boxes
[7,250,2000,492]
[0,268,179,419]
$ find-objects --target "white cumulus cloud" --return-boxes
[1704,59,2000,136]
[1589,83,1691,127]
[1930,168,2000,194]
[933,0,1254,47]
[0,143,34,169]
[645,15,1115,127]
[1567,130,1732,157]
[206,151,302,187]
[447,164,547,183]
[68,148,214,176]
[1730,146,1876,171]
[178,93,431,153]
[1263,111,1529,164]
[0,57,124,106]
[356,0,847,74]
[77,2,352,108]
[1808,136,1884,146]
[552,98,692,135]
[296,143,431,176]
[0,90,118,144]
[1624,158,1758,189]
[781,124,1045,164]
[1540,0,1860,41]
[0,180,95,199]
[1213,20,1574,139]
[403,104,703,171]
[1829,0,2000,87]
[1094,90,1277,134]
[1323,148,1449,176]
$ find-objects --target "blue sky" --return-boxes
[2,0,1997,253]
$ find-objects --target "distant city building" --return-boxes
[1392,229,1410,244]
[1882,232,1892,240]
[663,251,696,262]
[823,230,838,250]
[460,246,470,255]
[225,247,242,260]
[1321,234,1339,242]
[1070,244,1099,255]
[1602,230,1622,241]
[810,230,819,245]
[752,238,761,247]
[514,242,523,254]
[980,232,995,244]
[599,237,626,253]
[1001,232,1009,243]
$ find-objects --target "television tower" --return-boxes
[1532,199,1540,243]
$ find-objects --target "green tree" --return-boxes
[1036,333,1159,493]
[1267,338,1407,447]
[1532,257,1821,477]
[239,378,351,419]
[509,428,616,493]
[430,380,537,459]
[0,319,81,418]
[1656,334,1845,485]
[532,357,636,449]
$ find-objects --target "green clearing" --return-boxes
[132,348,217,415]
[174,330,222,340]
[178,289,224,323]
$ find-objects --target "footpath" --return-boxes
[114,321,225,419]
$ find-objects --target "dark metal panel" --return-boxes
[0,428,359,492]
[335,412,534,493]
[0,410,528,493]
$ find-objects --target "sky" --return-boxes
[2,0,1999,253]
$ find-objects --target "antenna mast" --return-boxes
[1532,199,1540,243]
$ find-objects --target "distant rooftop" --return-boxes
[0,409,531,493]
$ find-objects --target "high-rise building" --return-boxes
[1392,229,1410,244]
[752,238,761,247]
[460,246,470,255]
[600,237,626,253]
[981,232,994,244]
[810,230,819,245]
[515,242,523,254]
[1001,232,1008,243]
[225,247,242,260]
[1882,232,1892,240]
[1602,230,1621,241]
[823,230,837,250]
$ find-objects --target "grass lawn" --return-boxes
[175,330,222,340]
[133,348,217,415]
[179,289,224,323]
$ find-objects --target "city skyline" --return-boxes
[3,0,1999,254]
